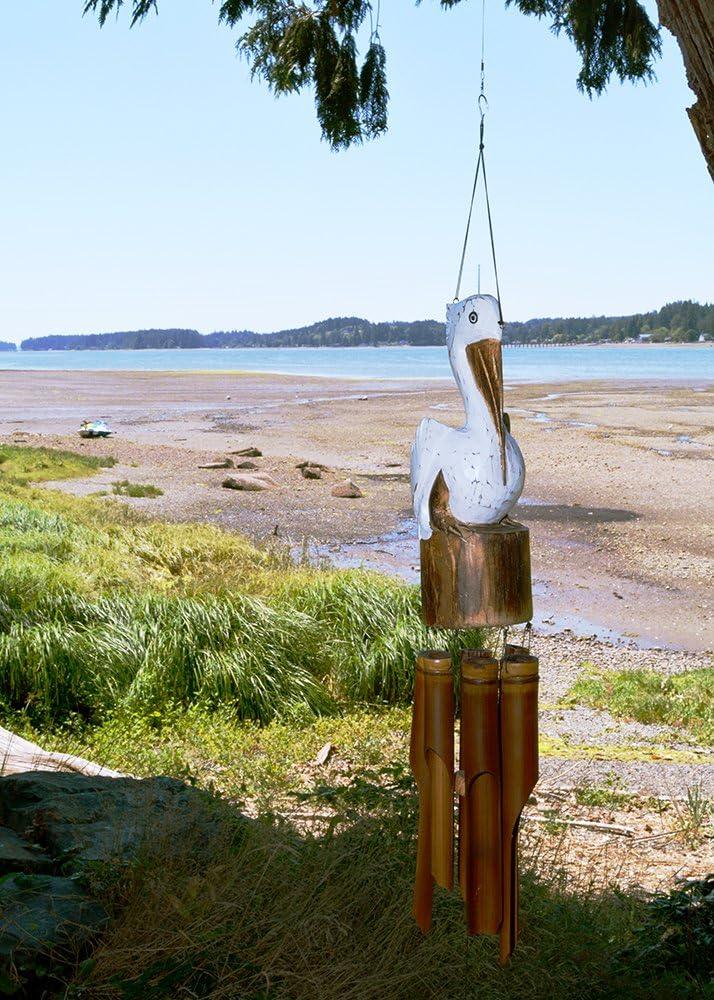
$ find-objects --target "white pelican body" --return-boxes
[411,294,525,540]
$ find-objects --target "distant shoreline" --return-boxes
[4,341,712,353]
[12,302,714,354]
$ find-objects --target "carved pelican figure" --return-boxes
[411,293,525,540]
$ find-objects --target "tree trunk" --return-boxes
[657,1,714,182]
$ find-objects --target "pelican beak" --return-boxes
[465,338,506,484]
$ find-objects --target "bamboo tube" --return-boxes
[459,649,502,936]
[499,644,539,964]
[410,650,455,932]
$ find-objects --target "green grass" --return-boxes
[574,775,636,810]
[6,703,412,813]
[112,479,164,498]
[567,667,714,746]
[0,445,480,724]
[0,443,115,483]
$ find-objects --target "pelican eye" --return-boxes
[468,311,478,324]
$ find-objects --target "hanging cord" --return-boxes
[520,620,532,651]
[453,0,503,326]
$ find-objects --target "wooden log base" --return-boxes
[420,518,532,629]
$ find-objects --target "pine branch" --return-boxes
[84,0,662,147]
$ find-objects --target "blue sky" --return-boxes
[1,1,712,342]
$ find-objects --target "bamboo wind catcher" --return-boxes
[409,293,538,961]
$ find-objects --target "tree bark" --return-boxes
[657,1,714,182]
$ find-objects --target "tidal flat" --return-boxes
[1,369,711,650]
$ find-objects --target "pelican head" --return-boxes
[446,293,506,482]
[445,293,502,354]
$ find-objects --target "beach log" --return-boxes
[420,519,532,628]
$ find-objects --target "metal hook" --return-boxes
[478,93,489,117]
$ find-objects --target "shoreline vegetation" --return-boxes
[0,444,480,727]
[10,299,713,352]
[1,443,712,998]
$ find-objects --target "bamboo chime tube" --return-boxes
[410,643,539,957]
[410,650,455,932]
[459,649,502,935]
[499,644,539,964]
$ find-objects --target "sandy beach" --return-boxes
[1,369,711,654]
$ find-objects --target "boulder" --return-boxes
[198,459,234,470]
[235,460,259,470]
[0,771,249,994]
[230,446,262,457]
[0,771,206,868]
[222,474,278,492]
[0,873,107,964]
[0,826,51,875]
[331,479,363,499]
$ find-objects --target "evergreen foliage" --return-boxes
[0,341,16,352]
[82,0,660,148]
[19,300,714,350]
[21,328,203,351]
[505,300,714,345]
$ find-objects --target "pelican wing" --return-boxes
[411,417,451,539]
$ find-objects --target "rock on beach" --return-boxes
[198,459,234,470]
[331,479,363,498]
[301,465,322,480]
[222,474,279,491]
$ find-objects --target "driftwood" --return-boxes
[0,726,122,778]
[524,816,635,838]
[658,0,714,182]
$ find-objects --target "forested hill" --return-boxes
[19,301,713,350]
[0,341,17,352]
[21,329,204,351]
[203,318,443,348]
[506,301,713,344]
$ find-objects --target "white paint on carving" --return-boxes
[410,293,525,540]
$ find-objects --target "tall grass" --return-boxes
[0,579,478,724]
[0,447,481,723]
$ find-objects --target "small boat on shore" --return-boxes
[78,419,112,439]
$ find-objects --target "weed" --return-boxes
[0,443,115,482]
[575,773,635,809]
[671,783,712,847]
[614,875,714,989]
[566,667,714,745]
[0,447,480,724]
[62,770,707,1000]
[112,480,164,498]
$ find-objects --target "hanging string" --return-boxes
[520,620,532,651]
[454,0,503,326]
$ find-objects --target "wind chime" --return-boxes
[409,2,537,964]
